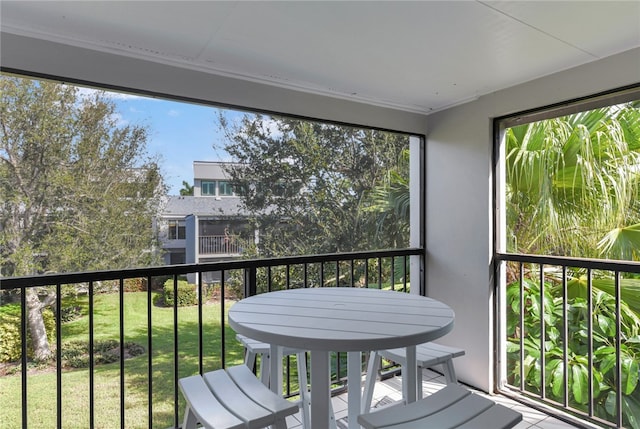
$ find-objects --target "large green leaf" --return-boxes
[622,394,640,429]
[567,277,640,316]
[548,359,565,397]
[598,223,640,260]
[621,355,639,395]
[571,363,589,405]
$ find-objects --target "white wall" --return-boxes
[425,47,639,392]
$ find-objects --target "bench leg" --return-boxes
[272,417,288,429]
[296,352,311,429]
[417,367,424,400]
[181,405,198,429]
[261,352,271,386]
[362,351,381,413]
[442,359,458,384]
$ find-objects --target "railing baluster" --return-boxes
[198,272,204,374]
[286,264,290,289]
[56,283,62,429]
[539,264,545,399]
[147,276,153,429]
[519,262,525,392]
[221,271,226,369]
[304,263,308,288]
[402,255,407,292]
[89,281,95,429]
[173,275,179,428]
[364,258,369,288]
[561,266,568,408]
[390,257,395,291]
[119,278,125,429]
[350,259,355,287]
[614,270,622,427]
[21,286,27,429]
[587,268,594,418]
[377,257,382,289]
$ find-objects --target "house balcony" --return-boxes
[198,235,249,257]
[1,249,632,429]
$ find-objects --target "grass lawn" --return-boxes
[0,291,245,429]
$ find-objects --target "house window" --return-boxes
[168,220,185,240]
[218,181,234,196]
[201,181,216,196]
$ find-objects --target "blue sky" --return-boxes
[109,92,244,195]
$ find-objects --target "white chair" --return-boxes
[362,342,465,412]
[237,334,311,429]
[358,384,522,429]
[179,365,299,429]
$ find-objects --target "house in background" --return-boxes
[158,161,253,281]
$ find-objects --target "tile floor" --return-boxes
[286,368,595,429]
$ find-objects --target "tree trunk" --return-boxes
[25,288,52,361]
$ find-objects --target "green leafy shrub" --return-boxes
[162,279,215,306]
[0,304,56,363]
[163,279,197,306]
[506,278,640,428]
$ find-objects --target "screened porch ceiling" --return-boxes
[1,1,639,115]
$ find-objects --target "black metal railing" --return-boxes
[495,253,640,429]
[0,248,420,429]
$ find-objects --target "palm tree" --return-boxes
[505,103,640,260]
[179,180,194,196]
[365,147,410,246]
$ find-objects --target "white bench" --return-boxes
[237,334,311,428]
[179,365,299,429]
[358,384,522,429]
[362,342,465,412]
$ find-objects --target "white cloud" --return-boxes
[111,112,129,127]
[75,86,147,101]
[168,109,180,117]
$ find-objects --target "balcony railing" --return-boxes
[0,248,419,429]
[199,235,249,255]
[495,252,640,429]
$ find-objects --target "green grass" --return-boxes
[0,292,245,428]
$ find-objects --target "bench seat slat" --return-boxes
[178,375,245,429]
[226,365,299,419]
[456,403,524,429]
[203,368,273,429]
[382,343,465,366]
[358,385,522,429]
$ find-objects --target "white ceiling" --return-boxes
[1,1,639,114]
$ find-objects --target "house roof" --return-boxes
[161,196,249,218]
[2,1,638,115]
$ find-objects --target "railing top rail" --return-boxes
[496,252,640,273]
[1,248,422,289]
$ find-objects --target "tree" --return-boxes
[179,180,194,196]
[364,147,410,244]
[0,75,165,360]
[215,113,410,259]
[506,104,640,260]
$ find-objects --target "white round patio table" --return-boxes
[228,287,455,429]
